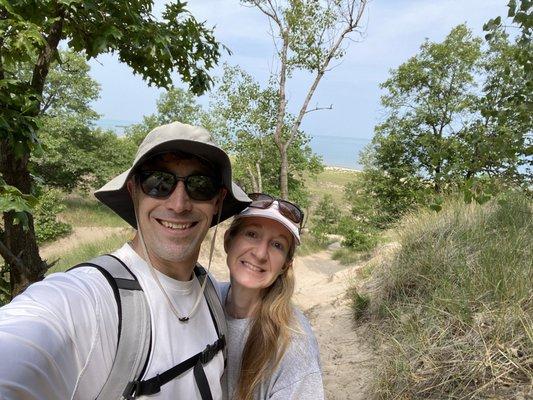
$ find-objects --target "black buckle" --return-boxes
[200,343,215,364]
[122,381,141,399]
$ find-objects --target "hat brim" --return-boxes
[94,139,250,228]
[235,205,301,245]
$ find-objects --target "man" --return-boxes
[0,122,250,399]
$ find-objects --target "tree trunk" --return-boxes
[255,162,263,193]
[0,140,47,298]
[0,10,64,298]
[246,165,259,192]
[280,145,289,199]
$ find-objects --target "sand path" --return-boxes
[292,251,375,399]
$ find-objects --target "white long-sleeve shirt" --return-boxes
[0,244,225,400]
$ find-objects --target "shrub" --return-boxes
[34,189,72,243]
[363,191,532,399]
[338,217,379,251]
[310,194,341,243]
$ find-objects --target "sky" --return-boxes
[88,0,509,141]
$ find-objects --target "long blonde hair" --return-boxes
[225,218,296,400]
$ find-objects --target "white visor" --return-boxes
[235,201,300,245]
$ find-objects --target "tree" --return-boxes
[125,87,205,146]
[244,0,368,199]
[30,51,134,192]
[359,23,531,224]
[482,0,532,181]
[1,0,222,297]
[461,30,532,184]
[375,25,483,194]
[209,65,323,206]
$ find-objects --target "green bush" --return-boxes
[338,217,379,251]
[34,189,72,243]
[309,194,341,243]
[364,191,532,399]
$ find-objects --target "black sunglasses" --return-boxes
[137,170,221,201]
[248,193,304,226]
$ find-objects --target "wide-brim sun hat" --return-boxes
[235,201,301,245]
[94,121,251,228]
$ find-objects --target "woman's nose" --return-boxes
[252,240,268,261]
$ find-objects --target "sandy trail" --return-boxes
[292,251,375,399]
[40,226,129,259]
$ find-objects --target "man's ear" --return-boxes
[126,178,135,197]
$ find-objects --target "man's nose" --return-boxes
[166,181,193,213]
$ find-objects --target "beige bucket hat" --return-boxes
[94,121,251,228]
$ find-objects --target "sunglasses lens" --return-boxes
[186,175,219,201]
[140,171,176,198]
[139,171,219,200]
[248,193,303,225]
[248,193,274,209]
[278,202,303,224]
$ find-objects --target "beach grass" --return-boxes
[305,167,359,211]
[359,191,533,399]
[61,194,128,228]
[46,230,133,274]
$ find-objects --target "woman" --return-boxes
[220,193,324,400]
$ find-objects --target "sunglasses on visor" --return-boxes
[248,193,304,227]
[137,170,221,201]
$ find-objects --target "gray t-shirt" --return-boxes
[220,283,324,400]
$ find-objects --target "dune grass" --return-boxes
[61,195,127,227]
[357,191,532,399]
[46,230,133,274]
[305,167,359,207]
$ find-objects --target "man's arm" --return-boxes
[0,269,118,400]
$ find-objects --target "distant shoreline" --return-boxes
[95,119,366,170]
[324,166,361,173]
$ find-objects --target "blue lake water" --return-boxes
[96,119,370,169]
[310,134,370,170]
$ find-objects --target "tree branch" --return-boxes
[31,6,65,99]
[304,104,333,114]
[0,238,26,274]
[288,0,368,148]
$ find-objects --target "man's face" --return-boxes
[127,153,225,280]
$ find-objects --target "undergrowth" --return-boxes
[358,191,532,399]
[46,230,133,275]
[61,194,127,227]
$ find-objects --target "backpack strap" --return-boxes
[194,265,228,364]
[123,335,225,399]
[69,254,152,400]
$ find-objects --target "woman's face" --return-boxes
[226,217,293,291]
